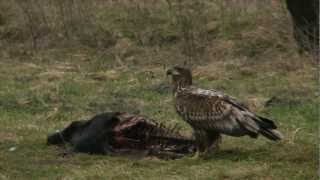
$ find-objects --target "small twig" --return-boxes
[289,127,302,144]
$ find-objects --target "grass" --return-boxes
[0,56,317,179]
[0,0,318,179]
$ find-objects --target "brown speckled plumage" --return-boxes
[167,66,282,154]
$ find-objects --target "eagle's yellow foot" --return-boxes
[191,150,201,159]
[193,145,220,159]
[191,149,209,159]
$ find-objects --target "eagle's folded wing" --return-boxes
[175,87,263,135]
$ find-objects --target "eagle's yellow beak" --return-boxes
[166,68,179,76]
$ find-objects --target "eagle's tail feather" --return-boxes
[256,115,277,129]
[254,116,282,141]
[259,128,282,141]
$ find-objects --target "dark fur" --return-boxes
[47,112,195,158]
[47,112,120,154]
[286,0,319,52]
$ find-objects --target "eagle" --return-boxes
[166,66,282,156]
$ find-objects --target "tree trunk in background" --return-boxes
[285,0,319,53]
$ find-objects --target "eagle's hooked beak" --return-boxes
[166,69,179,76]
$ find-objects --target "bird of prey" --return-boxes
[166,66,282,156]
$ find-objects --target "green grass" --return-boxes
[0,0,318,179]
[0,57,318,179]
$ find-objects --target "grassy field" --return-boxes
[0,0,318,179]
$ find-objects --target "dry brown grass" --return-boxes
[0,1,318,179]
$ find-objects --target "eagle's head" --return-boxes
[166,66,192,90]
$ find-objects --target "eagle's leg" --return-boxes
[195,132,221,158]
[205,132,222,154]
[191,130,207,159]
